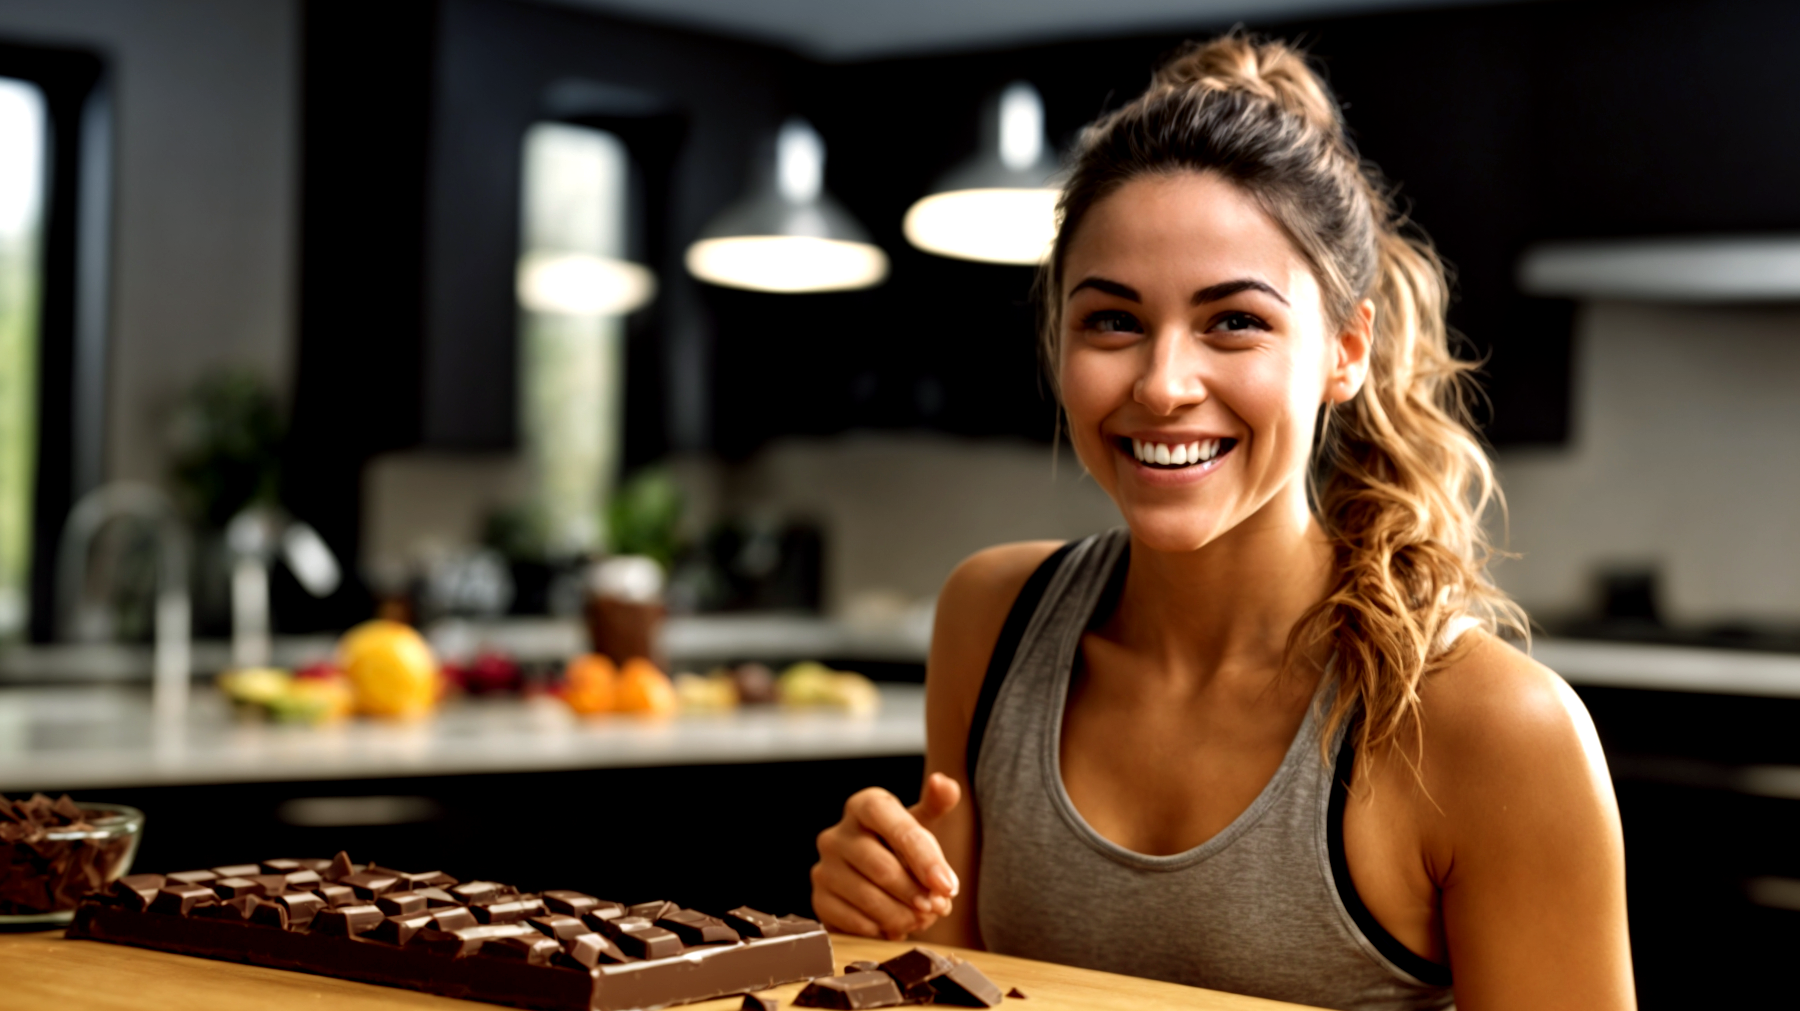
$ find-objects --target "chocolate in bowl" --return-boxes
[0,798,144,929]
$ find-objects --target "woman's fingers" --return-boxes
[853,787,960,898]
[810,859,932,939]
[840,828,938,914]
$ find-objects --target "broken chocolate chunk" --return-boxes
[1005,988,1026,1000]
[369,911,437,945]
[377,890,428,916]
[111,875,164,911]
[847,960,881,973]
[542,889,603,917]
[283,869,324,890]
[430,906,478,931]
[628,899,678,921]
[324,851,355,883]
[795,971,904,1009]
[481,935,563,966]
[931,961,1003,1007]
[275,891,325,926]
[150,884,219,916]
[560,931,632,968]
[656,908,741,945]
[742,995,780,1011]
[471,895,546,924]
[528,914,592,942]
[411,886,462,908]
[210,877,265,900]
[879,948,955,989]
[312,903,384,936]
[166,870,218,886]
[317,884,356,907]
[248,898,291,929]
[449,880,512,904]
[343,870,401,900]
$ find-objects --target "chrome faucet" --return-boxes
[224,505,340,668]
[56,482,191,724]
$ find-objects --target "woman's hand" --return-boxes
[812,772,963,939]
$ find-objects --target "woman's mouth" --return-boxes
[1121,436,1237,470]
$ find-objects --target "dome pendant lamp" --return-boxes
[904,82,1061,265]
[685,118,888,293]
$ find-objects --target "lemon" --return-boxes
[337,620,439,719]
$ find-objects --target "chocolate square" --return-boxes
[560,932,632,969]
[342,870,400,900]
[194,896,257,921]
[412,886,462,908]
[166,870,218,886]
[211,863,261,879]
[414,923,537,957]
[541,889,603,917]
[317,884,356,907]
[283,869,323,891]
[311,903,384,936]
[430,906,478,931]
[527,913,592,941]
[879,948,954,989]
[656,908,740,945]
[472,895,546,924]
[150,884,219,916]
[377,890,428,916]
[210,877,265,900]
[600,917,682,959]
[480,935,563,966]
[931,961,1003,1007]
[794,971,903,1009]
[449,880,512,904]
[248,898,290,929]
[722,906,780,938]
[369,911,436,946]
[275,891,326,926]
[627,899,677,921]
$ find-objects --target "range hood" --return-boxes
[1518,235,1800,302]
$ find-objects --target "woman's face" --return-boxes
[1058,171,1369,554]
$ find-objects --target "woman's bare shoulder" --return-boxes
[924,542,1066,755]
[1414,631,1615,846]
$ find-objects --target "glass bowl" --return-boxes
[0,801,144,930]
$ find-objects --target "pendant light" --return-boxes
[685,118,888,293]
[904,82,1061,266]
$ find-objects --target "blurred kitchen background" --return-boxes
[2,0,1800,1004]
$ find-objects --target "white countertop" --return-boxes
[0,684,925,792]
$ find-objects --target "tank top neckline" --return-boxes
[1040,538,1338,872]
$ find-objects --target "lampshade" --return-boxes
[904,82,1061,265]
[516,251,658,315]
[685,118,889,293]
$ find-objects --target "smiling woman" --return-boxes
[812,31,1634,1011]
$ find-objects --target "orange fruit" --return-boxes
[337,619,440,719]
[615,657,677,716]
[561,654,618,715]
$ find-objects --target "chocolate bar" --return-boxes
[67,851,833,1011]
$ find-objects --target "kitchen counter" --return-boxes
[1530,637,1800,698]
[2,930,1318,1011]
[0,684,924,792]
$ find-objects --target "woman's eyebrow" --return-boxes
[1067,277,1140,302]
[1193,279,1289,306]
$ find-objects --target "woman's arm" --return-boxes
[1420,635,1635,1010]
[811,541,1062,945]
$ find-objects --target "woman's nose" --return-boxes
[1133,331,1207,415]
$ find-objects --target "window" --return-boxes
[0,77,44,640]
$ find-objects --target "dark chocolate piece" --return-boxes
[324,851,355,882]
[932,961,1004,1008]
[260,858,304,874]
[150,884,219,916]
[312,903,384,936]
[473,895,547,924]
[369,865,457,890]
[560,932,633,968]
[377,890,428,916]
[370,911,437,945]
[249,898,291,929]
[481,935,563,966]
[627,899,677,921]
[343,870,401,900]
[414,922,538,957]
[742,995,779,1011]
[211,877,265,900]
[166,870,218,886]
[275,891,326,926]
[723,906,781,938]
[317,884,356,907]
[430,906,478,931]
[794,971,904,1009]
[413,886,462,908]
[111,874,164,911]
[450,880,513,904]
[211,863,261,878]
[283,869,324,891]
[1006,988,1027,999]
[541,890,603,917]
[194,896,258,921]
[527,914,592,941]
[775,915,823,937]
[847,960,881,973]
[901,982,937,1005]
[879,948,955,989]
[249,874,290,896]
[600,916,682,959]
[656,908,741,945]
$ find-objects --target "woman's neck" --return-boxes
[1109,487,1335,691]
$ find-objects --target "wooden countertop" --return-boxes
[3,929,1314,1011]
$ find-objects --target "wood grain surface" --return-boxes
[1,929,1317,1011]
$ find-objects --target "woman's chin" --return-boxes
[1119,506,1229,555]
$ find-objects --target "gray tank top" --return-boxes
[973,529,1455,1011]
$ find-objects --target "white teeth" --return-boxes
[1198,439,1215,461]
[1130,437,1229,466]
[1170,442,1188,466]
[1131,439,1145,462]
[1154,443,1171,465]
[1186,442,1200,463]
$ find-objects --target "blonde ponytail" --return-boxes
[1040,32,1526,768]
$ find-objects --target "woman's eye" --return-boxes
[1208,311,1268,334]
[1083,310,1143,334]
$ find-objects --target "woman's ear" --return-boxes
[1327,299,1375,404]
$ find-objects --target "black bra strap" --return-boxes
[965,541,1077,789]
[1327,723,1454,987]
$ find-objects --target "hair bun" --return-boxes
[1153,34,1342,138]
